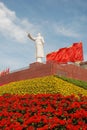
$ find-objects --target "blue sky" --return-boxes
[0,0,87,71]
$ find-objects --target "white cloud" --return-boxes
[53,24,80,38]
[0,2,39,43]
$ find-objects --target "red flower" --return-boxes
[0,94,87,129]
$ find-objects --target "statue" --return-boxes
[28,33,45,63]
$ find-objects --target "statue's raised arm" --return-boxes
[28,33,36,41]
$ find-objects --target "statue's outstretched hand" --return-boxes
[28,33,31,38]
[27,33,35,41]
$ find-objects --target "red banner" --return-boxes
[46,51,57,61]
[54,47,69,63]
[46,47,70,63]
[70,42,84,62]
[46,42,83,63]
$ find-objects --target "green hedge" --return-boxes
[56,75,87,90]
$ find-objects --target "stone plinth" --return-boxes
[0,61,87,86]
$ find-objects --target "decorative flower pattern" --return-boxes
[0,76,87,96]
[0,94,87,130]
[0,76,87,129]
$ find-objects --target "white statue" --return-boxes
[28,33,44,63]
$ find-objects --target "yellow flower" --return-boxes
[0,76,87,96]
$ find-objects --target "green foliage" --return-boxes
[56,75,87,90]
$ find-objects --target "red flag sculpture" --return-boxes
[54,47,69,63]
[46,42,83,63]
[46,51,57,61]
[46,47,70,63]
[70,42,84,62]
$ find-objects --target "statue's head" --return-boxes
[37,33,41,36]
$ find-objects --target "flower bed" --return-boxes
[0,93,87,130]
[0,76,87,96]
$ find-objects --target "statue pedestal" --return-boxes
[29,62,44,68]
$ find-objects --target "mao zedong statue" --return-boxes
[28,33,44,63]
